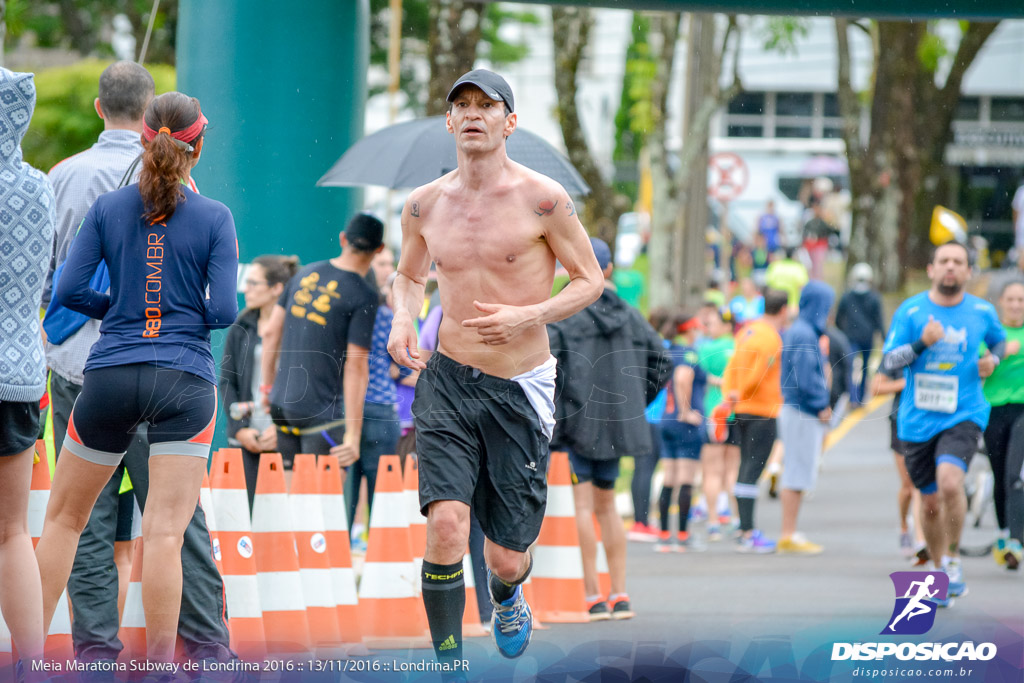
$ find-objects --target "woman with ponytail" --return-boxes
[37,92,238,664]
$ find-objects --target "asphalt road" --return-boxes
[368,399,1023,682]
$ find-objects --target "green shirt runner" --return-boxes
[983,325,1024,406]
[699,334,736,416]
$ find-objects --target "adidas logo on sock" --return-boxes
[438,635,457,651]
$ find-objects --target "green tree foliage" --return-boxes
[23,59,175,171]
[367,0,537,116]
[612,13,655,202]
[760,16,809,56]
[6,0,177,64]
[480,5,540,64]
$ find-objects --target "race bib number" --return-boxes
[914,374,958,414]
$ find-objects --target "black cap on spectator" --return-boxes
[345,212,384,251]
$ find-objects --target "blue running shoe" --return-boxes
[932,594,954,609]
[489,573,533,659]
[945,559,968,598]
[735,529,776,554]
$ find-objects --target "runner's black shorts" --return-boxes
[413,352,549,553]
[66,363,216,466]
[902,420,981,493]
[725,420,740,447]
[889,418,908,456]
[0,400,40,457]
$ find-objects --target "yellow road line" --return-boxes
[824,395,891,451]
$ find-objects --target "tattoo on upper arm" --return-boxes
[410,201,420,218]
[566,200,576,217]
[534,199,556,217]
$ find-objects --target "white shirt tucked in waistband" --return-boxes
[511,355,557,441]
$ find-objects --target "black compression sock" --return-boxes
[737,496,755,532]
[489,554,532,604]
[422,560,466,662]
[659,486,674,533]
[678,484,693,533]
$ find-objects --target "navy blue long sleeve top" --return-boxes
[56,184,238,385]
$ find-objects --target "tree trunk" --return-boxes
[551,6,630,251]
[648,13,740,310]
[647,12,682,310]
[837,19,998,290]
[58,0,94,56]
[427,1,485,116]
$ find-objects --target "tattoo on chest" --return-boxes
[410,201,420,218]
[534,199,556,217]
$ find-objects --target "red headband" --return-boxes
[143,109,209,144]
[678,318,703,334]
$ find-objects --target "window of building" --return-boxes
[955,97,981,121]
[991,97,1024,123]
[727,124,764,138]
[722,91,848,140]
[728,92,765,115]
[822,93,840,118]
[776,125,813,139]
[776,92,814,117]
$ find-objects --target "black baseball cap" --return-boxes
[446,69,514,113]
[345,212,384,251]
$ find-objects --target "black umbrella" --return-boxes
[317,116,590,196]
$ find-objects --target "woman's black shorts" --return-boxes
[65,363,216,466]
[0,400,40,457]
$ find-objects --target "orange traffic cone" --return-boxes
[521,576,548,631]
[403,457,426,594]
[316,456,364,649]
[357,455,429,649]
[252,453,310,657]
[118,539,146,661]
[594,515,611,599]
[199,471,224,576]
[290,454,342,653]
[210,448,266,660]
[529,451,589,623]
[29,441,75,659]
[461,548,487,637]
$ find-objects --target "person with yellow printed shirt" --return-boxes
[720,288,789,553]
[260,213,384,469]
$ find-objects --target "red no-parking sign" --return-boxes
[708,152,748,202]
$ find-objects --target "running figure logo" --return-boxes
[882,572,949,635]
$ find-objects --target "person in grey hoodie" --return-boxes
[777,280,835,554]
[0,67,55,677]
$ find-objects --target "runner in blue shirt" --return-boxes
[882,241,1007,605]
[656,312,706,552]
[35,92,237,663]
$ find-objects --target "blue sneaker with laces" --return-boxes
[488,572,533,658]
[945,559,968,598]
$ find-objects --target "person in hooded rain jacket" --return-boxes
[777,280,835,555]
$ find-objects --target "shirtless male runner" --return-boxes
[387,69,603,668]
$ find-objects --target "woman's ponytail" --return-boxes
[139,92,207,224]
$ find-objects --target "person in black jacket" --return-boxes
[835,263,886,405]
[220,254,300,511]
[548,238,670,621]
